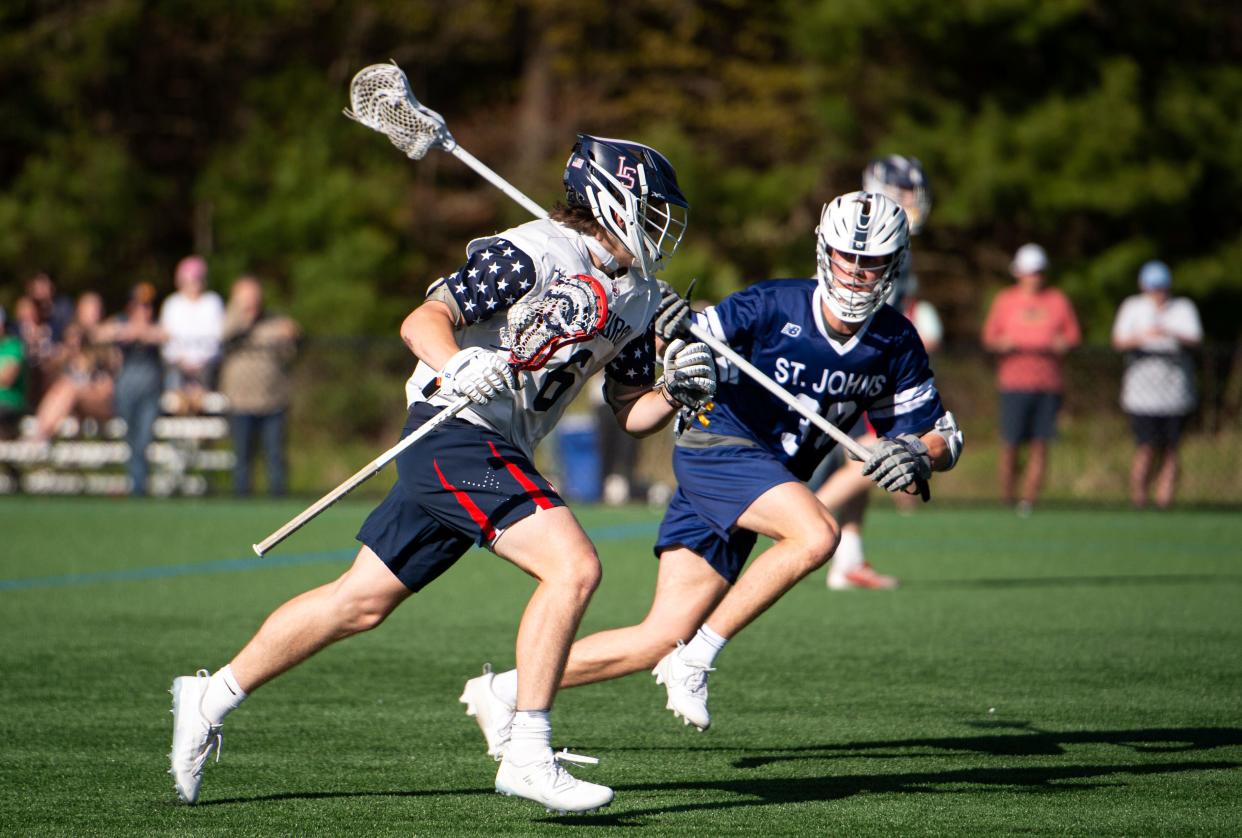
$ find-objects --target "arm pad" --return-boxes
[932,411,964,471]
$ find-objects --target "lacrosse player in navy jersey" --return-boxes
[464,191,962,745]
[169,135,715,814]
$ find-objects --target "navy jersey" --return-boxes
[688,279,945,480]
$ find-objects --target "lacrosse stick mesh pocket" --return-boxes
[502,275,608,370]
[345,63,448,160]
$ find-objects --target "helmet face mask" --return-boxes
[564,134,688,274]
[815,191,910,324]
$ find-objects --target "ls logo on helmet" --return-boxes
[614,158,638,190]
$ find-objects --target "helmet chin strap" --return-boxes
[581,234,621,273]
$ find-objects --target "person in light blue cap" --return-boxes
[1111,260,1203,508]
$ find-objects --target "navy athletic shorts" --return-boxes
[999,390,1062,444]
[357,402,565,592]
[654,444,798,583]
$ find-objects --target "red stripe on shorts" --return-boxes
[433,458,496,541]
[487,441,555,510]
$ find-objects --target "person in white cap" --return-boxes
[1111,260,1202,508]
[981,244,1080,515]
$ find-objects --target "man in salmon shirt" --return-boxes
[981,243,1080,515]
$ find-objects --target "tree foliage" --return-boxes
[1,0,1239,341]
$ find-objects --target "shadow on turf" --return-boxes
[197,726,1242,827]
[731,724,1242,768]
[567,759,1242,826]
[909,573,1242,590]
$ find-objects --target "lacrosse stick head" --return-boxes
[344,62,453,160]
[501,274,608,371]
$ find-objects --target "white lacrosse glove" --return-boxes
[660,338,716,410]
[654,280,691,341]
[439,347,516,406]
[861,434,932,493]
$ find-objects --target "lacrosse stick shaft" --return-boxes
[253,396,472,556]
[428,152,877,463]
[449,146,549,220]
[686,323,872,461]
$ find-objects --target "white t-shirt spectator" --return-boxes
[160,291,225,370]
[1111,294,1202,416]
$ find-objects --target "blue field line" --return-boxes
[0,520,659,593]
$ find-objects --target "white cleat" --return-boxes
[652,642,713,731]
[169,669,222,804]
[460,663,516,759]
[495,749,613,814]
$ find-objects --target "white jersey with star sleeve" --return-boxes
[405,218,661,459]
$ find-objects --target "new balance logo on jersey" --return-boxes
[781,322,802,337]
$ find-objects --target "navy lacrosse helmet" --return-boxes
[564,134,689,274]
[862,154,932,235]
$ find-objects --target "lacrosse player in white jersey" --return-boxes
[169,134,715,814]
[818,154,940,590]
[463,190,963,746]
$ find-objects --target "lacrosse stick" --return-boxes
[344,62,549,220]
[342,62,927,499]
[253,274,608,556]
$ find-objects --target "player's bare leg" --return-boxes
[815,456,898,590]
[649,481,839,730]
[493,507,602,709]
[560,548,730,686]
[170,546,411,803]
[487,506,613,813]
[230,546,412,690]
[706,482,840,638]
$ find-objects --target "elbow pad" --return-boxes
[425,280,464,326]
[933,411,964,471]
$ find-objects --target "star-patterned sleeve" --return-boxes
[605,323,656,387]
[444,238,537,326]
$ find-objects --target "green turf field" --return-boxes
[2,497,1240,835]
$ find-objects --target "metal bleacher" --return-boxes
[0,394,235,496]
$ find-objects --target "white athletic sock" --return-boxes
[682,624,728,666]
[492,669,518,708]
[830,528,864,575]
[200,665,247,726]
[506,709,552,765]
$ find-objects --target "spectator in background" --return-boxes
[218,276,299,496]
[98,283,166,495]
[981,243,1081,515]
[13,294,56,406]
[32,292,116,439]
[0,305,26,441]
[160,255,224,414]
[1111,260,1203,509]
[25,272,75,344]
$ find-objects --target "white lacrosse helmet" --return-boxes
[862,154,932,235]
[564,134,689,275]
[815,191,910,323]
